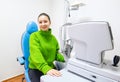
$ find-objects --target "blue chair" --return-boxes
[17,21,38,82]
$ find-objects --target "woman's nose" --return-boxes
[41,22,45,25]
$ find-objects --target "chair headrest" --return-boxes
[26,21,38,34]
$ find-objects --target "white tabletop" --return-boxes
[40,69,91,82]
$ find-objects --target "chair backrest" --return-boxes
[21,21,38,70]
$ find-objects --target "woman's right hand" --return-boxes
[46,69,62,77]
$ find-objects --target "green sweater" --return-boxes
[28,29,65,74]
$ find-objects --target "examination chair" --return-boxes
[17,21,38,82]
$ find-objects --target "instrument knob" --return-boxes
[112,55,120,67]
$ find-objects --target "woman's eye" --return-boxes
[44,21,48,23]
[39,21,42,24]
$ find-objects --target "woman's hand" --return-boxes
[47,69,62,77]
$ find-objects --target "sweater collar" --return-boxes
[39,28,52,36]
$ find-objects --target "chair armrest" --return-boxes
[17,56,25,65]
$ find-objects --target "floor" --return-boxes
[2,74,26,82]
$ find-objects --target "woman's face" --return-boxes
[38,15,51,31]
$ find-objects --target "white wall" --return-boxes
[0,0,53,81]
[50,0,66,41]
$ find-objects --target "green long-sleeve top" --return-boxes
[28,28,65,74]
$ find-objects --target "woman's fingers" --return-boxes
[47,69,62,77]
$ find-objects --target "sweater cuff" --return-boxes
[41,65,52,74]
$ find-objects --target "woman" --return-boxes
[28,13,65,82]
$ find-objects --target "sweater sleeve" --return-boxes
[29,33,52,74]
[55,40,65,62]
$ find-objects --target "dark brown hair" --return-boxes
[38,13,51,23]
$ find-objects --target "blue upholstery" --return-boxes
[18,21,38,82]
[22,21,38,70]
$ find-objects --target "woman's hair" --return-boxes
[38,13,51,22]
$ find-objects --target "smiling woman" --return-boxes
[38,13,51,31]
[0,0,53,81]
[28,13,65,82]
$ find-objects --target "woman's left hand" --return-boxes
[46,69,62,77]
